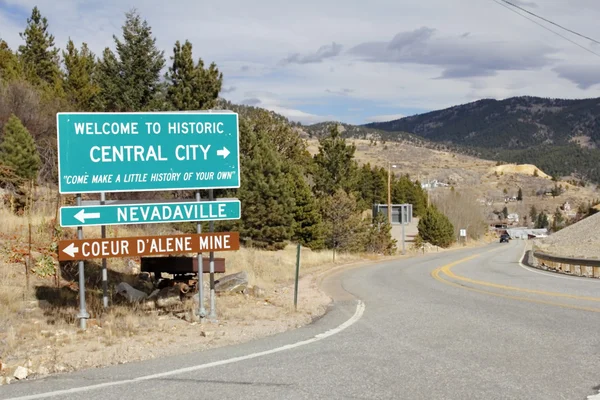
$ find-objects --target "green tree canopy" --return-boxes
[18,7,60,87]
[63,39,98,110]
[96,9,165,111]
[0,40,23,82]
[417,206,455,248]
[165,40,223,111]
[313,125,358,197]
[0,114,41,180]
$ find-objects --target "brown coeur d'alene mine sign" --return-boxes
[58,232,240,261]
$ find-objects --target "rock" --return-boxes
[134,280,155,294]
[155,286,181,308]
[13,366,28,380]
[5,377,12,385]
[215,271,248,294]
[250,286,265,298]
[147,289,160,300]
[141,300,156,310]
[115,282,148,303]
[200,331,213,337]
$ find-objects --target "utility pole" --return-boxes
[387,162,392,223]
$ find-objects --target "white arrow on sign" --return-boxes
[74,209,101,224]
[62,243,79,258]
[217,147,230,159]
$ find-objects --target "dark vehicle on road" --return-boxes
[499,233,510,243]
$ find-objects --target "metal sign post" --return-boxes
[208,189,217,321]
[56,111,242,330]
[76,194,89,329]
[196,191,206,320]
[100,192,108,308]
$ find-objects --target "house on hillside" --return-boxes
[507,213,519,223]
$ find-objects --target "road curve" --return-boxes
[3,240,600,400]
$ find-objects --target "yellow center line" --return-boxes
[431,253,600,313]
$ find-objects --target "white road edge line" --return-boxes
[4,300,366,400]
[518,242,600,282]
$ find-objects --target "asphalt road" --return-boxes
[3,240,600,400]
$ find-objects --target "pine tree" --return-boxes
[313,125,358,197]
[321,188,369,254]
[165,39,224,110]
[417,206,455,248]
[517,187,523,201]
[529,205,537,223]
[63,39,99,110]
[0,40,23,81]
[0,114,41,180]
[535,212,549,229]
[237,131,295,250]
[18,7,60,86]
[365,212,397,255]
[165,40,196,110]
[96,9,165,111]
[552,207,564,231]
[291,171,325,249]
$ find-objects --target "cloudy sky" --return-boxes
[1,0,599,124]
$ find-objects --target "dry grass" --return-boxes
[215,245,362,289]
[0,189,376,377]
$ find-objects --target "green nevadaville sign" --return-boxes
[60,199,241,227]
[57,112,240,194]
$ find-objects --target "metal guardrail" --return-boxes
[529,250,600,278]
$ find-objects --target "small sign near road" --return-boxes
[57,112,240,194]
[59,199,241,227]
[58,232,240,261]
[460,229,467,237]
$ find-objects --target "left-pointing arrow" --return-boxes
[63,243,79,258]
[74,209,101,224]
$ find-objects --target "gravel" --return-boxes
[536,212,600,259]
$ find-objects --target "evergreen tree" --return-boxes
[417,206,455,248]
[535,212,549,229]
[0,40,23,81]
[321,188,369,254]
[18,7,60,86]
[552,207,564,231]
[502,206,509,219]
[165,40,223,111]
[0,114,41,180]
[365,212,397,255]
[291,171,325,249]
[517,187,523,201]
[96,9,165,111]
[63,39,98,110]
[313,125,358,197]
[236,129,295,250]
[529,205,537,223]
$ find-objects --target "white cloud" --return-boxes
[2,0,600,123]
[365,113,406,123]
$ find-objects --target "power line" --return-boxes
[500,0,600,46]
[491,0,600,59]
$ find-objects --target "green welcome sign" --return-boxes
[57,112,240,194]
